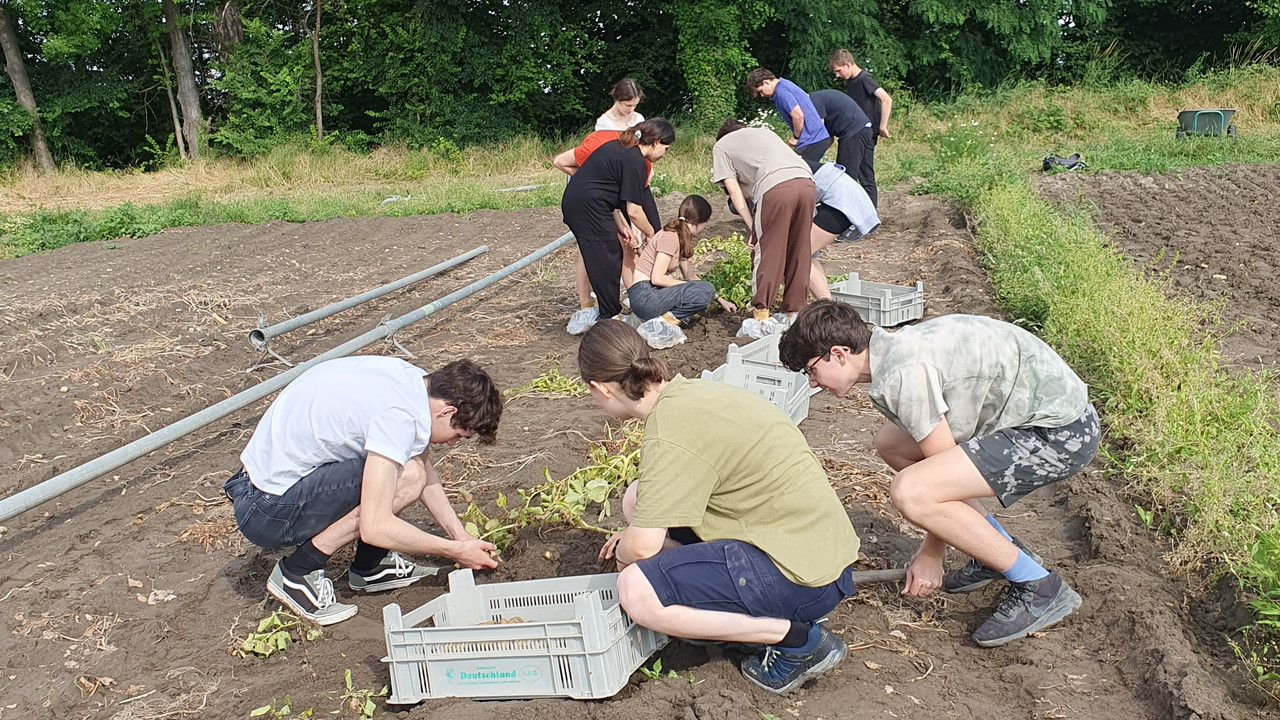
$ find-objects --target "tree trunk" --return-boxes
[161,0,203,159]
[156,40,188,159]
[0,7,54,172]
[311,1,323,140]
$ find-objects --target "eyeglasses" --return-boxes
[802,349,832,377]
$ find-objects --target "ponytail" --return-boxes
[660,195,712,259]
[578,321,669,401]
[617,118,675,150]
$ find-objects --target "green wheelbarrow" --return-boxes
[1175,109,1236,139]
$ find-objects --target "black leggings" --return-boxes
[578,235,624,319]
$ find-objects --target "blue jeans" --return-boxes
[627,279,716,321]
[223,459,365,549]
[635,539,856,622]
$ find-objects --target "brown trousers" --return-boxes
[752,177,815,313]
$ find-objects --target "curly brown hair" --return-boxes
[426,360,502,444]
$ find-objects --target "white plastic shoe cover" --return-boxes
[567,306,599,335]
[637,317,687,349]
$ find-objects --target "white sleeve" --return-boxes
[594,114,613,131]
[364,409,421,466]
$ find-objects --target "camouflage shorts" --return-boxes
[960,403,1100,507]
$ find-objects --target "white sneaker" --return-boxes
[637,317,687,349]
[567,306,599,335]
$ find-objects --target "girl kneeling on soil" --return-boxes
[579,320,860,695]
[628,195,737,348]
[561,120,673,326]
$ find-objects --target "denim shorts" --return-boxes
[223,458,365,549]
[961,403,1101,507]
[635,539,856,622]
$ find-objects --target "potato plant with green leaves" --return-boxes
[695,233,753,308]
[462,423,641,552]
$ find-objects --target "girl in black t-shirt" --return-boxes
[561,119,674,322]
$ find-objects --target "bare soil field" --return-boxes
[0,183,1270,720]
[1037,162,1280,370]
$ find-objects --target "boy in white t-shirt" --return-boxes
[224,356,503,625]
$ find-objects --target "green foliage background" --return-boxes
[0,0,1276,167]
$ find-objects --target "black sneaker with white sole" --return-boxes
[971,570,1082,647]
[347,552,438,592]
[943,539,1042,594]
[266,560,357,626]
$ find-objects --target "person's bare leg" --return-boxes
[621,481,687,551]
[807,224,837,300]
[617,564,789,643]
[888,446,1018,571]
[621,242,637,289]
[575,253,594,307]
[309,461,428,555]
[873,421,925,471]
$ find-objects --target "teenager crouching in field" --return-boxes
[223,357,503,625]
[779,301,1099,646]
[627,194,737,349]
[579,320,859,694]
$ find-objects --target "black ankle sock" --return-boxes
[281,540,330,578]
[778,621,811,649]
[351,541,390,573]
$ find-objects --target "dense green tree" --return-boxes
[0,0,1273,168]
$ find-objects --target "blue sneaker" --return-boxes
[740,623,847,695]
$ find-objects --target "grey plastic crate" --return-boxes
[702,343,816,424]
[830,273,925,326]
[382,569,668,702]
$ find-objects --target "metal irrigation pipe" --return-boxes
[248,245,488,354]
[0,232,575,524]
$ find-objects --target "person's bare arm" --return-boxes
[358,453,497,570]
[552,148,579,175]
[721,178,755,244]
[625,202,655,240]
[787,105,805,146]
[616,526,669,564]
[648,252,681,287]
[417,460,468,541]
[875,87,893,138]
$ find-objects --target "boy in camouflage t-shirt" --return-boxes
[780,301,1100,647]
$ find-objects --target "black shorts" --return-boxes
[634,538,855,622]
[960,403,1101,507]
[813,203,851,235]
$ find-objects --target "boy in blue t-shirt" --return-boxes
[746,68,831,164]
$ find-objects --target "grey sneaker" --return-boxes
[267,561,357,626]
[348,552,439,592]
[740,623,846,695]
[943,539,1042,593]
[972,571,1081,647]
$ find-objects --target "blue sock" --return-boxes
[985,513,1014,542]
[1002,549,1049,583]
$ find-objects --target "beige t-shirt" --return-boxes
[631,375,861,586]
[711,127,812,204]
[634,230,681,279]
